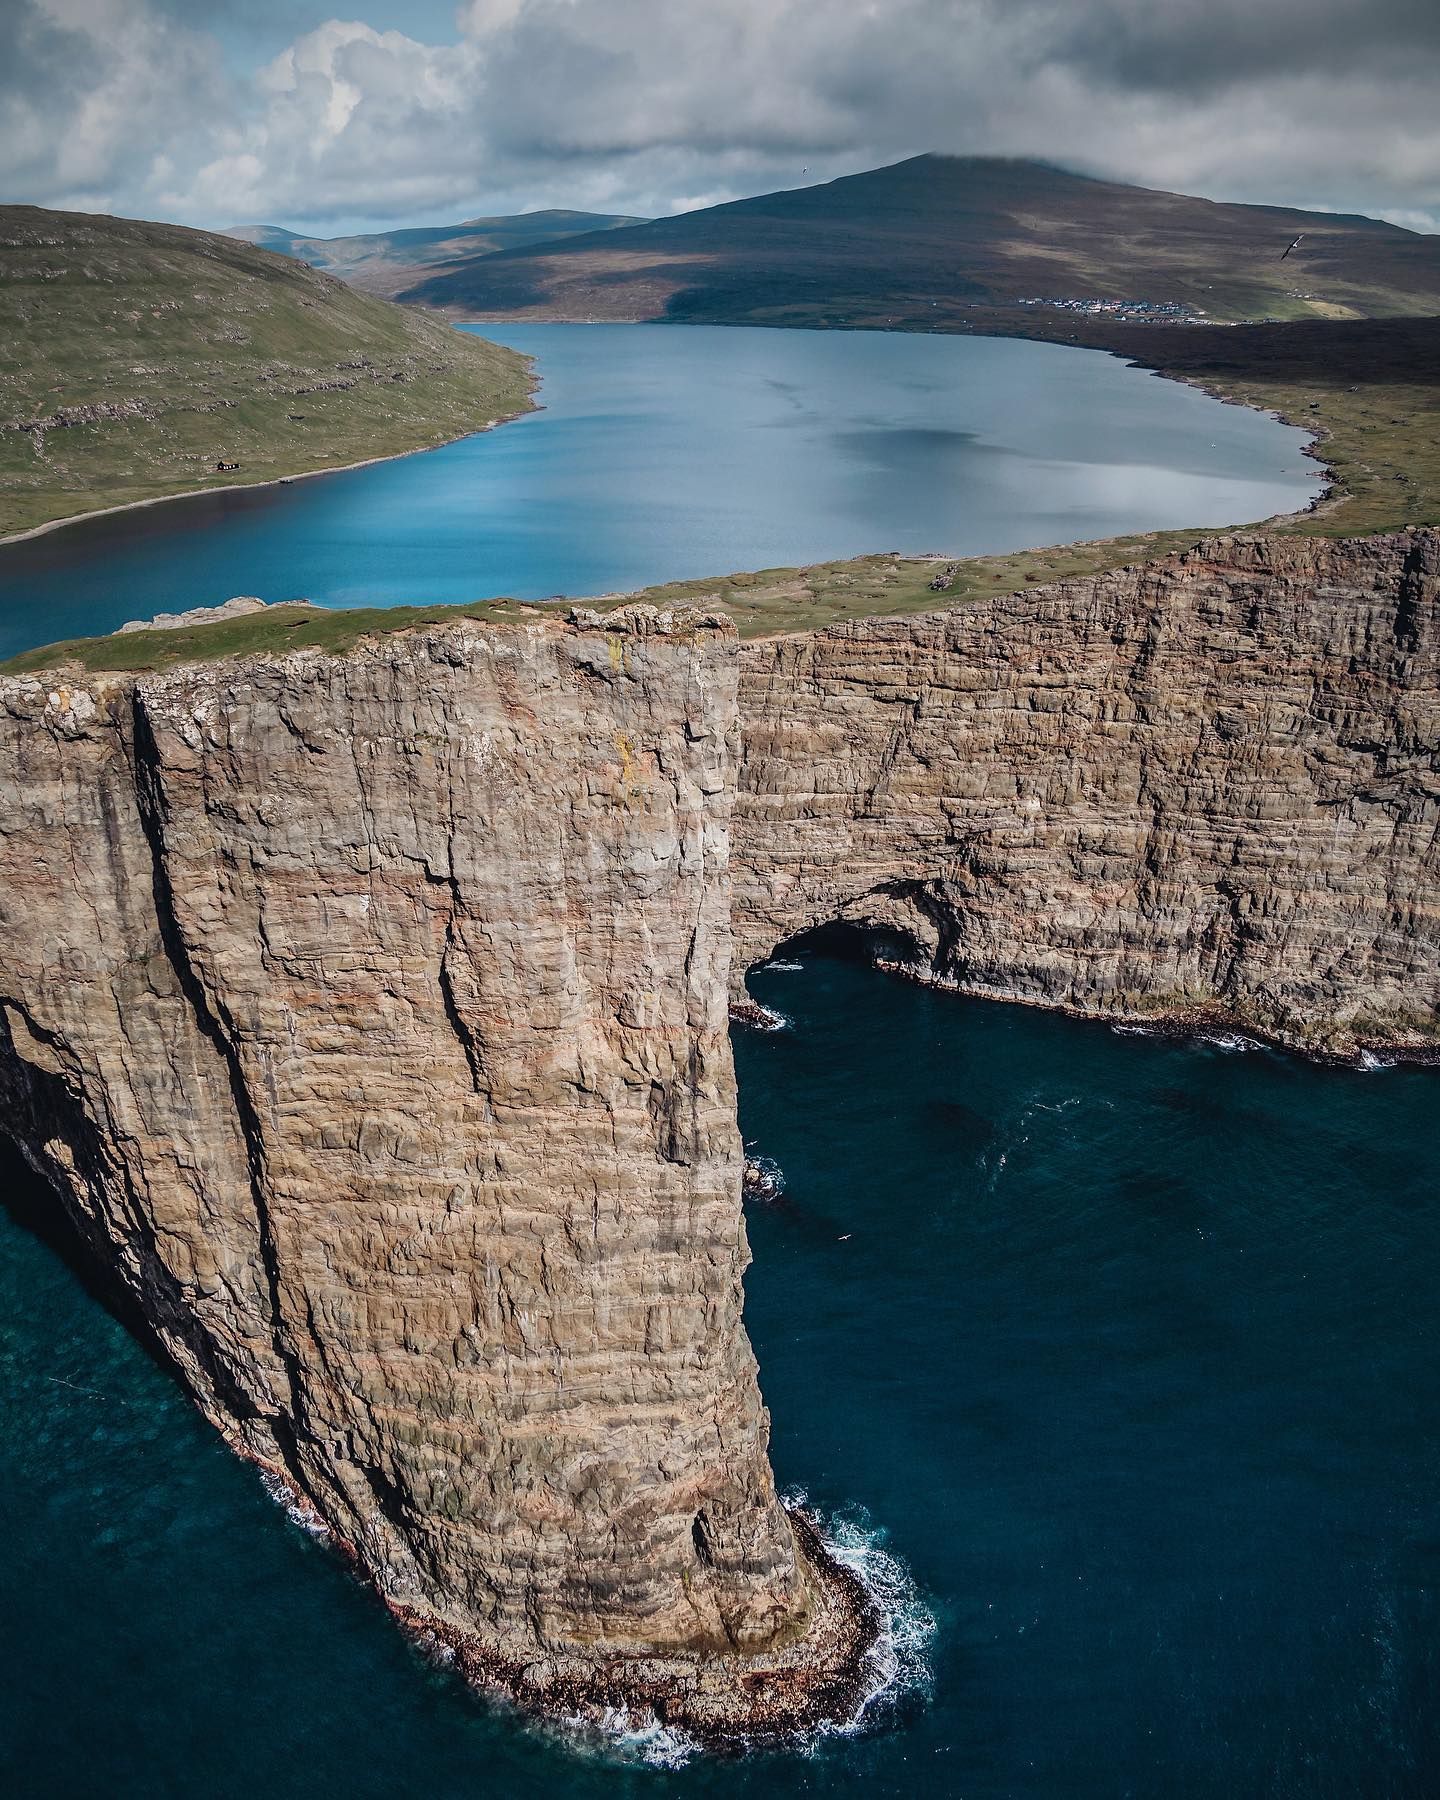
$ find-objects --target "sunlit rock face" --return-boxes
[734,531,1440,1058]
[0,607,872,1738]
[1,526,1436,1741]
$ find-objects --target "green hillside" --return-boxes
[403,155,1440,327]
[224,210,645,298]
[0,206,534,537]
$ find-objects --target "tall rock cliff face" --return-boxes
[734,531,1440,1056]
[0,608,869,1738]
[3,528,1438,1742]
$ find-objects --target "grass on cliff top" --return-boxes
[5,315,1438,678]
[0,535,1216,678]
[0,206,534,537]
[0,600,557,679]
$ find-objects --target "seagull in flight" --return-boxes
[1281,233,1305,260]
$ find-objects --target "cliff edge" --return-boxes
[0,607,873,1741]
[736,531,1440,1058]
[1,530,1437,1746]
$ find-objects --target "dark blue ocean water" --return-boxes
[0,325,1319,659]
[5,944,1439,1798]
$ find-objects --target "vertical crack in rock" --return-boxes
[0,608,874,1745]
[733,530,1440,1060]
[128,689,316,1497]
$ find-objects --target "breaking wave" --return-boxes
[258,1468,330,1538]
[784,1490,937,1746]
[733,998,793,1032]
[1111,1020,1258,1054]
[743,1154,787,1201]
[556,1497,934,1768]
[754,1004,794,1032]
[583,1708,701,1769]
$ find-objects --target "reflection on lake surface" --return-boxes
[0,324,1320,659]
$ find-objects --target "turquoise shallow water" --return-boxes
[0,324,1319,659]
[5,942,1439,1797]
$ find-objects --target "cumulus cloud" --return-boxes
[0,0,231,215]
[2,0,1438,232]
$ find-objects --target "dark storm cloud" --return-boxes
[2,0,1437,231]
[1044,0,1440,95]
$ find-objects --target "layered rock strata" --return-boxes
[2,528,1438,1745]
[0,608,870,1738]
[734,530,1440,1057]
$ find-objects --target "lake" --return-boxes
[5,951,1439,1798]
[0,324,1320,659]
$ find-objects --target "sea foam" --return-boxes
[784,1490,937,1747]
[559,1495,934,1767]
[258,1467,330,1538]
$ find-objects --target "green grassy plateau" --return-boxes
[0,206,534,537]
[0,600,555,679]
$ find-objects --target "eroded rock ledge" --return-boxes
[735,530,1440,1059]
[0,606,872,1739]
[0,530,1437,1745]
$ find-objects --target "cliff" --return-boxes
[0,607,870,1741]
[734,531,1440,1057]
[1,530,1437,1746]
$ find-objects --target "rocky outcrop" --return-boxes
[734,530,1440,1057]
[116,595,302,633]
[2,528,1438,1746]
[0,607,871,1740]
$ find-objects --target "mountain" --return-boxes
[0,206,532,536]
[397,155,1440,328]
[222,210,646,298]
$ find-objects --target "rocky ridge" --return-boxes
[0,605,873,1740]
[734,530,1440,1058]
[0,530,1436,1744]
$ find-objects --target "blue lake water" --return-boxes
[5,947,1439,1798]
[0,324,1320,659]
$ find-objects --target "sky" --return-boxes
[2,0,1438,237]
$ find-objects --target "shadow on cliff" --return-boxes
[0,1138,192,1397]
[761,919,929,974]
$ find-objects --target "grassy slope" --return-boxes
[0,206,535,536]
[224,211,646,299]
[403,156,1440,327]
[0,600,552,678]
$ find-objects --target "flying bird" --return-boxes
[1281,234,1305,261]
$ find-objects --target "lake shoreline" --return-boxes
[0,324,1321,663]
[0,401,538,549]
[0,323,1320,555]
